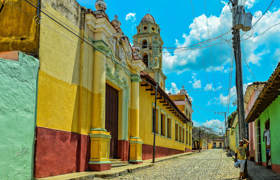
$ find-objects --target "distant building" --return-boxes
[208,139,224,149]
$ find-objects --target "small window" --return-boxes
[152,27,155,31]
[152,108,156,133]
[183,129,185,143]
[152,108,159,134]
[167,119,171,138]
[143,54,148,67]
[175,124,178,141]
[144,26,147,30]
[189,130,192,145]
[142,40,148,49]
[186,129,188,145]
[161,114,166,136]
[179,127,182,142]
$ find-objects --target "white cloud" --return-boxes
[274,49,280,60]
[193,80,201,89]
[203,119,225,133]
[242,0,256,9]
[219,83,251,106]
[219,94,230,106]
[206,65,225,72]
[166,82,180,94]
[163,5,233,73]
[125,13,136,22]
[204,83,223,91]
[247,50,270,65]
[204,83,213,91]
[163,4,280,73]
[243,9,280,65]
[189,73,202,89]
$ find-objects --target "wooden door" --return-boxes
[257,120,262,164]
[105,84,119,159]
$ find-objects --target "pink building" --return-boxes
[244,82,265,161]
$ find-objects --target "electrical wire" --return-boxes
[23,0,96,50]
[241,0,275,39]
[242,21,280,41]
[161,40,228,55]
[243,53,257,80]
[23,0,237,64]
[227,44,234,115]
[251,0,275,28]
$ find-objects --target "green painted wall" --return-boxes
[259,95,280,166]
[0,52,39,179]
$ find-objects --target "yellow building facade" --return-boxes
[208,139,224,149]
[227,111,238,153]
[0,0,193,178]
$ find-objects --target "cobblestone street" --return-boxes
[101,149,239,180]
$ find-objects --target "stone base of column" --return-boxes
[118,140,129,161]
[88,163,111,171]
[129,137,143,164]
[88,128,112,171]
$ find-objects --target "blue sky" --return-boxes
[77,0,280,132]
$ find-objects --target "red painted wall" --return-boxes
[272,164,280,174]
[118,140,129,161]
[142,144,185,160]
[34,127,90,178]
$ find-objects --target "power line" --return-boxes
[24,0,233,56]
[251,0,275,28]
[227,43,234,115]
[135,30,231,52]
[242,21,280,40]
[243,53,257,80]
[241,0,275,39]
[23,0,97,50]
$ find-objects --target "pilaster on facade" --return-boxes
[129,72,143,164]
[89,46,111,171]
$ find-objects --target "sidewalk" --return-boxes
[247,160,280,180]
[37,152,195,180]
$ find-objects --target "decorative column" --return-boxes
[88,41,111,171]
[129,74,143,164]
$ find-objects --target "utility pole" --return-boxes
[152,83,158,163]
[231,0,252,178]
[231,0,247,140]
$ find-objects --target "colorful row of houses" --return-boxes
[227,63,280,174]
[0,0,193,179]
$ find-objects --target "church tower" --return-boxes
[133,14,166,89]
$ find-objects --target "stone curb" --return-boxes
[37,152,195,180]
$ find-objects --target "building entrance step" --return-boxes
[110,159,129,168]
